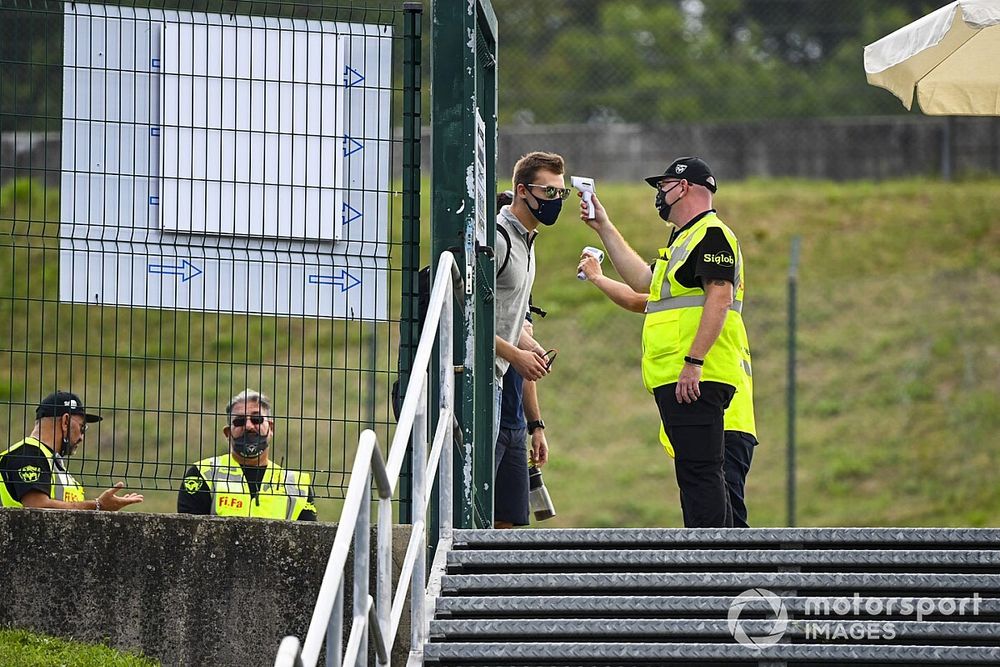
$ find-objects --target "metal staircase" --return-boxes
[421,527,1000,665]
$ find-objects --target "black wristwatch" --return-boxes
[527,419,545,433]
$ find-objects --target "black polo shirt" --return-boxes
[665,209,738,287]
[1,442,54,502]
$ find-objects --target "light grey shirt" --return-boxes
[494,205,537,378]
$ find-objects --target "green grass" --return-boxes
[3,176,999,526]
[526,177,1000,528]
[0,629,157,667]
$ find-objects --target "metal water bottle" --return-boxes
[528,465,556,521]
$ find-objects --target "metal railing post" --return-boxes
[352,477,371,667]
[376,486,393,665]
[410,379,429,649]
[439,273,455,536]
[327,584,343,667]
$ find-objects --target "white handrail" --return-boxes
[275,252,462,667]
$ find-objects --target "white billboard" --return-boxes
[60,4,393,320]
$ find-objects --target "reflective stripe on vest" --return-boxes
[641,212,751,392]
[196,454,309,520]
[0,437,86,507]
[646,295,744,314]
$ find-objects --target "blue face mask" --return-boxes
[232,432,269,458]
[526,192,563,226]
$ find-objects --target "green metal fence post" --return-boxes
[431,0,498,529]
[398,1,423,525]
[787,235,801,527]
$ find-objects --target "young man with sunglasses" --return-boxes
[177,388,316,520]
[0,391,144,511]
[493,153,568,528]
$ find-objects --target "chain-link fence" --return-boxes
[1,0,415,517]
[493,0,940,125]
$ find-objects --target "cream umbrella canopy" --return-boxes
[864,0,1000,115]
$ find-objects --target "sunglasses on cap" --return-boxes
[526,184,572,200]
[231,415,266,428]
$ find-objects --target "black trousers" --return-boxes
[654,382,735,528]
[724,431,756,528]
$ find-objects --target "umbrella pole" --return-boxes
[941,117,953,181]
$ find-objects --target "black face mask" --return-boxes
[232,432,269,458]
[526,193,563,226]
[655,183,682,222]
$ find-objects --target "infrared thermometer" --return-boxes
[571,176,596,220]
[577,246,605,281]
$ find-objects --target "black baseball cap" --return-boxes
[35,391,103,423]
[644,156,718,193]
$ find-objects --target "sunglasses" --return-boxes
[657,180,683,192]
[543,348,558,371]
[527,184,572,200]
[231,415,266,428]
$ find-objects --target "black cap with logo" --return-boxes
[644,156,718,193]
[35,391,103,423]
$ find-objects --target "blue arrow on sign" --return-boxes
[342,202,362,226]
[308,269,362,293]
[343,135,363,157]
[344,66,365,88]
[148,259,203,282]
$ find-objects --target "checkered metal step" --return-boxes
[418,528,1000,665]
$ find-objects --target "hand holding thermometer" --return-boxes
[571,176,596,219]
[577,246,605,281]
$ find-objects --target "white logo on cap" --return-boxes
[674,164,688,174]
[64,399,78,409]
[707,176,716,186]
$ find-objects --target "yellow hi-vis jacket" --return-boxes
[658,373,757,457]
[196,454,315,520]
[644,212,755,456]
[0,437,86,507]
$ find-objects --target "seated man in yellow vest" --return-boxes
[0,391,144,511]
[177,388,316,520]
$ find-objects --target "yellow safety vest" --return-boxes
[658,375,757,458]
[0,437,86,507]
[195,454,315,520]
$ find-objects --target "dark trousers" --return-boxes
[669,421,733,527]
[724,431,756,528]
[654,382,735,528]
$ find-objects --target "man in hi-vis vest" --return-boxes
[576,255,758,527]
[580,157,752,528]
[177,389,316,520]
[1,391,144,511]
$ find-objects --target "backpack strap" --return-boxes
[496,223,512,278]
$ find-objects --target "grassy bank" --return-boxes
[528,177,1000,527]
[0,629,156,667]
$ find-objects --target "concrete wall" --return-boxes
[493,116,1000,183]
[5,117,999,192]
[0,509,412,666]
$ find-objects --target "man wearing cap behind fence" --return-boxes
[177,388,316,520]
[0,391,144,511]
[580,157,753,528]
